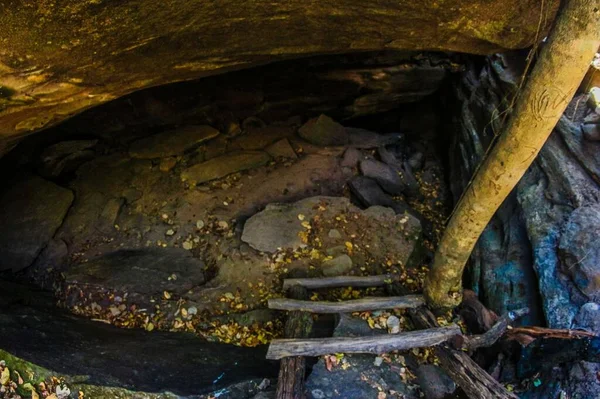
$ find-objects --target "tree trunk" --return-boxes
[424,0,600,309]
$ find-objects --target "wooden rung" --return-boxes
[266,325,461,359]
[282,275,392,290]
[268,295,424,313]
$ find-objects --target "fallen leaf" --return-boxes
[163,291,172,300]
[14,370,23,385]
[1,367,10,385]
[146,322,155,332]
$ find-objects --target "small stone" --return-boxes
[386,315,401,334]
[159,157,178,172]
[328,229,342,239]
[187,306,198,315]
[373,356,384,367]
[196,220,205,229]
[182,241,193,250]
[218,221,229,229]
[322,254,353,277]
[582,123,600,141]
[340,147,363,168]
[298,114,349,146]
[166,229,175,236]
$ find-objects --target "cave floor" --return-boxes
[21,114,449,346]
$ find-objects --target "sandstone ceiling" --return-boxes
[0,0,559,154]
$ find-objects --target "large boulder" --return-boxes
[64,248,206,298]
[0,175,74,272]
[241,196,422,274]
[0,290,277,396]
[0,0,558,152]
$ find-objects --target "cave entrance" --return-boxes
[0,51,461,397]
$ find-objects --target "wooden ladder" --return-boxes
[267,275,519,399]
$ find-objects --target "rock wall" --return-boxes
[0,0,559,147]
[449,52,600,397]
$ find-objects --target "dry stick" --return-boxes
[268,295,424,313]
[408,307,517,399]
[508,326,598,339]
[462,308,529,351]
[275,285,313,399]
[424,0,600,309]
[267,325,460,360]
[282,275,391,290]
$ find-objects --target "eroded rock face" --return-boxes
[0,175,74,272]
[559,206,600,302]
[450,53,600,397]
[0,0,558,151]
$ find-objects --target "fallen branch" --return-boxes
[266,325,460,360]
[408,307,518,399]
[508,326,597,339]
[268,295,424,313]
[461,308,529,351]
[282,275,391,290]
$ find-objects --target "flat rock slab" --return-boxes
[0,299,277,396]
[129,125,220,159]
[265,138,298,159]
[181,151,271,184]
[298,115,349,146]
[231,126,295,151]
[65,248,206,297]
[241,196,421,271]
[0,175,74,272]
[347,127,403,149]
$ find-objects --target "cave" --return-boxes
[1,3,600,399]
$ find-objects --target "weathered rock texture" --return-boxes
[449,52,600,397]
[0,0,558,151]
[0,283,277,396]
[0,175,74,271]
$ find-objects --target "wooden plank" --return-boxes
[268,295,424,313]
[282,275,391,290]
[276,285,313,399]
[408,307,517,399]
[267,325,460,359]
